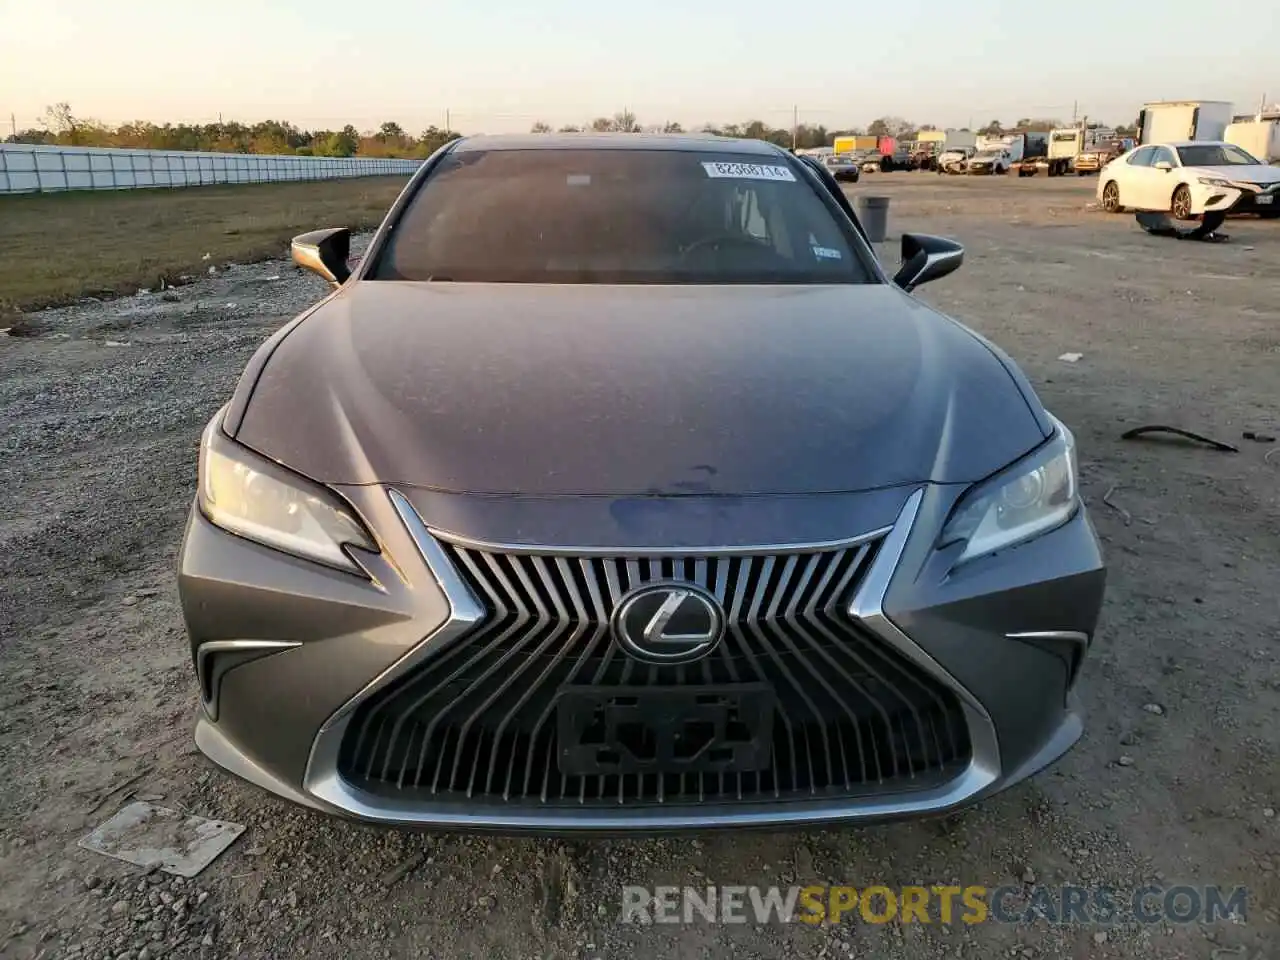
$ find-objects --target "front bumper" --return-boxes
[1197,182,1246,214]
[1216,181,1280,214]
[179,482,1105,833]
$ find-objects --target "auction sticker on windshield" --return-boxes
[702,162,797,182]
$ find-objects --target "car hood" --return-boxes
[1187,164,1280,184]
[232,282,1048,496]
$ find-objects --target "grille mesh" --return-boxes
[338,540,971,807]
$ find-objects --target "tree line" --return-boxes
[5,104,462,158]
[5,104,1135,157]
[529,111,1135,144]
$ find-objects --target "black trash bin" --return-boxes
[855,195,890,244]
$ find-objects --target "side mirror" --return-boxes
[892,233,964,292]
[1154,160,1173,171]
[291,227,352,287]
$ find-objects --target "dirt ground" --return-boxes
[0,177,408,312]
[1,173,1278,960]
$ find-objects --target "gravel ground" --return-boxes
[1,174,1278,960]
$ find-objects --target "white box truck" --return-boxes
[1225,119,1280,164]
[1136,101,1233,145]
[942,130,977,152]
[1014,128,1084,176]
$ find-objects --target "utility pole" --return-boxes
[1072,100,1078,124]
[791,104,798,150]
[446,108,451,132]
[9,113,15,139]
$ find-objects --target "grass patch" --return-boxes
[0,177,410,311]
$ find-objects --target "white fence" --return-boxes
[0,144,420,194]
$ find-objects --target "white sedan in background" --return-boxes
[1098,141,1280,219]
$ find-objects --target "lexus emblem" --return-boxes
[612,582,726,665]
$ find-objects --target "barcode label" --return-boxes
[701,162,796,182]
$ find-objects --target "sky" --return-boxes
[1,0,1274,135]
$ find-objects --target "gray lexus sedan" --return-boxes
[179,133,1105,831]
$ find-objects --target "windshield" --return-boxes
[372,148,874,285]
[1176,144,1259,166]
[974,150,1001,159]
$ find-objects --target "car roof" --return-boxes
[1151,140,1229,148]
[451,133,786,155]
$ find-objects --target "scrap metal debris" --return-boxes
[79,801,244,878]
[1058,352,1083,363]
[380,851,427,889]
[89,764,155,813]
[1135,210,1229,242]
[1242,430,1277,443]
[1121,425,1239,453]
[1102,485,1132,526]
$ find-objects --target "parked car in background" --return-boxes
[874,146,914,172]
[1098,140,1280,218]
[823,152,861,182]
[1074,138,1129,176]
[966,147,1013,175]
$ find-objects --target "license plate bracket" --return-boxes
[556,684,775,777]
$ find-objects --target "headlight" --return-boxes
[197,413,376,573]
[1197,177,1230,188]
[940,417,1079,564]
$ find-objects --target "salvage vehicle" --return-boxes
[180,133,1106,831]
[1098,140,1280,218]
[970,133,1040,174]
[966,146,1014,175]
[1073,138,1129,175]
[938,145,975,173]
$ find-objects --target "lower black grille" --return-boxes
[338,541,972,807]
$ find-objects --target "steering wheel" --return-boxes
[679,234,769,259]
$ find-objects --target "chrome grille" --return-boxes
[338,539,971,807]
